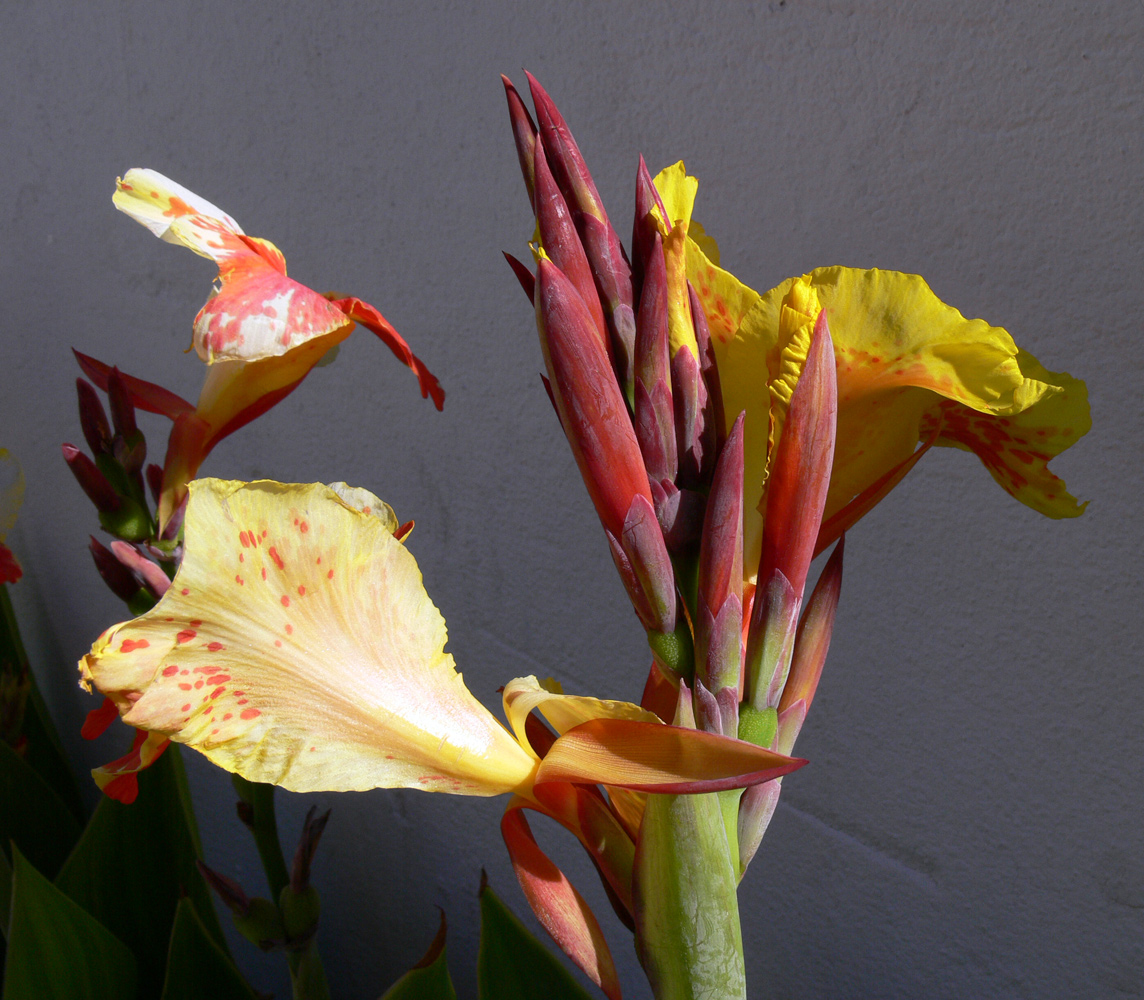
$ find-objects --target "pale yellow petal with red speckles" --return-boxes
[114,168,243,251]
[920,349,1089,518]
[502,675,662,754]
[79,480,537,797]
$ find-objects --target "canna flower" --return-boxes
[79,478,803,994]
[86,169,444,530]
[648,162,1090,579]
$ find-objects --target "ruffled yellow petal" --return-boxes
[80,480,537,797]
[920,349,1089,517]
[502,675,662,754]
[712,265,1088,575]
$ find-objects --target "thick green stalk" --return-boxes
[633,790,746,1000]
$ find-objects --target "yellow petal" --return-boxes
[920,349,1089,518]
[717,267,1087,576]
[114,168,243,254]
[80,480,537,796]
[650,161,698,228]
[502,675,662,755]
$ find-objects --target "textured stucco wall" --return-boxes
[2,2,1139,997]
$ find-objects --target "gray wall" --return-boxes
[2,2,1139,997]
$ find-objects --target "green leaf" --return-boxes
[0,740,82,879]
[20,677,86,824]
[159,898,259,1000]
[54,748,228,998]
[0,842,11,939]
[2,845,137,1000]
[0,585,84,823]
[380,911,457,1000]
[477,879,594,1000]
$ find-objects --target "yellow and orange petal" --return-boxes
[80,479,537,797]
[653,164,1088,573]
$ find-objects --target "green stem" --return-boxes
[291,940,332,1000]
[233,776,290,900]
[634,791,746,999]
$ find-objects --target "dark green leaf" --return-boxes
[2,845,137,1000]
[159,898,259,1000]
[55,748,228,998]
[0,586,84,823]
[381,911,457,1000]
[477,880,594,1000]
[0,842,11,939]
[0,740,82,879]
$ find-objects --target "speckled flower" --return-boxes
[92,170,444,529]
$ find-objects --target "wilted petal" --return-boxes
[114,169,356,364]
[80,480,537,796]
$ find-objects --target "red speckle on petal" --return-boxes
[179,683,192,691]
[207,642,225,652]
[241,708,261,720]
[261,568,267,580]
[237,699,248,705]
[274,640,282,648]
[210,686,226,700]
[162,665,179,677]
[181,588,190,596]
[316,556,322,564]
[269,546,285,570]
[190,620,202,627]
[297,585,305,596]
[234,690,244,696]
[299,521,309,533]
[223,713,233,721]
[310,746,316,751]
[261,530,267,539]
[327,569,334,579]
[285,623,293,635]
[209,674,232,684]
[239,553,245,562]
[236,575,244,585]
[177,629,197,644]
[212,729,219,736]
[120,639,150,653]
[194,680,204,689]
[181,703,191,712]
[281,595,290,607]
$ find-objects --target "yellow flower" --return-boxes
[79,479,801,800]
[107,170,444,529]
[651,163,1090,577]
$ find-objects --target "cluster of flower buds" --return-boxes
[64,367,179,616]
[199,802,331,966]
[504,74,846,879]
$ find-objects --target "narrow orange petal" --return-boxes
[537,718,805,793]
[501,805,622,1000]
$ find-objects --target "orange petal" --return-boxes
[537,718,805,793]
[501,805,622,1000]
[91,729,170,803]
[333,297,445,411]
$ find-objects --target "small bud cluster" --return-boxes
[64,369,181,616]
